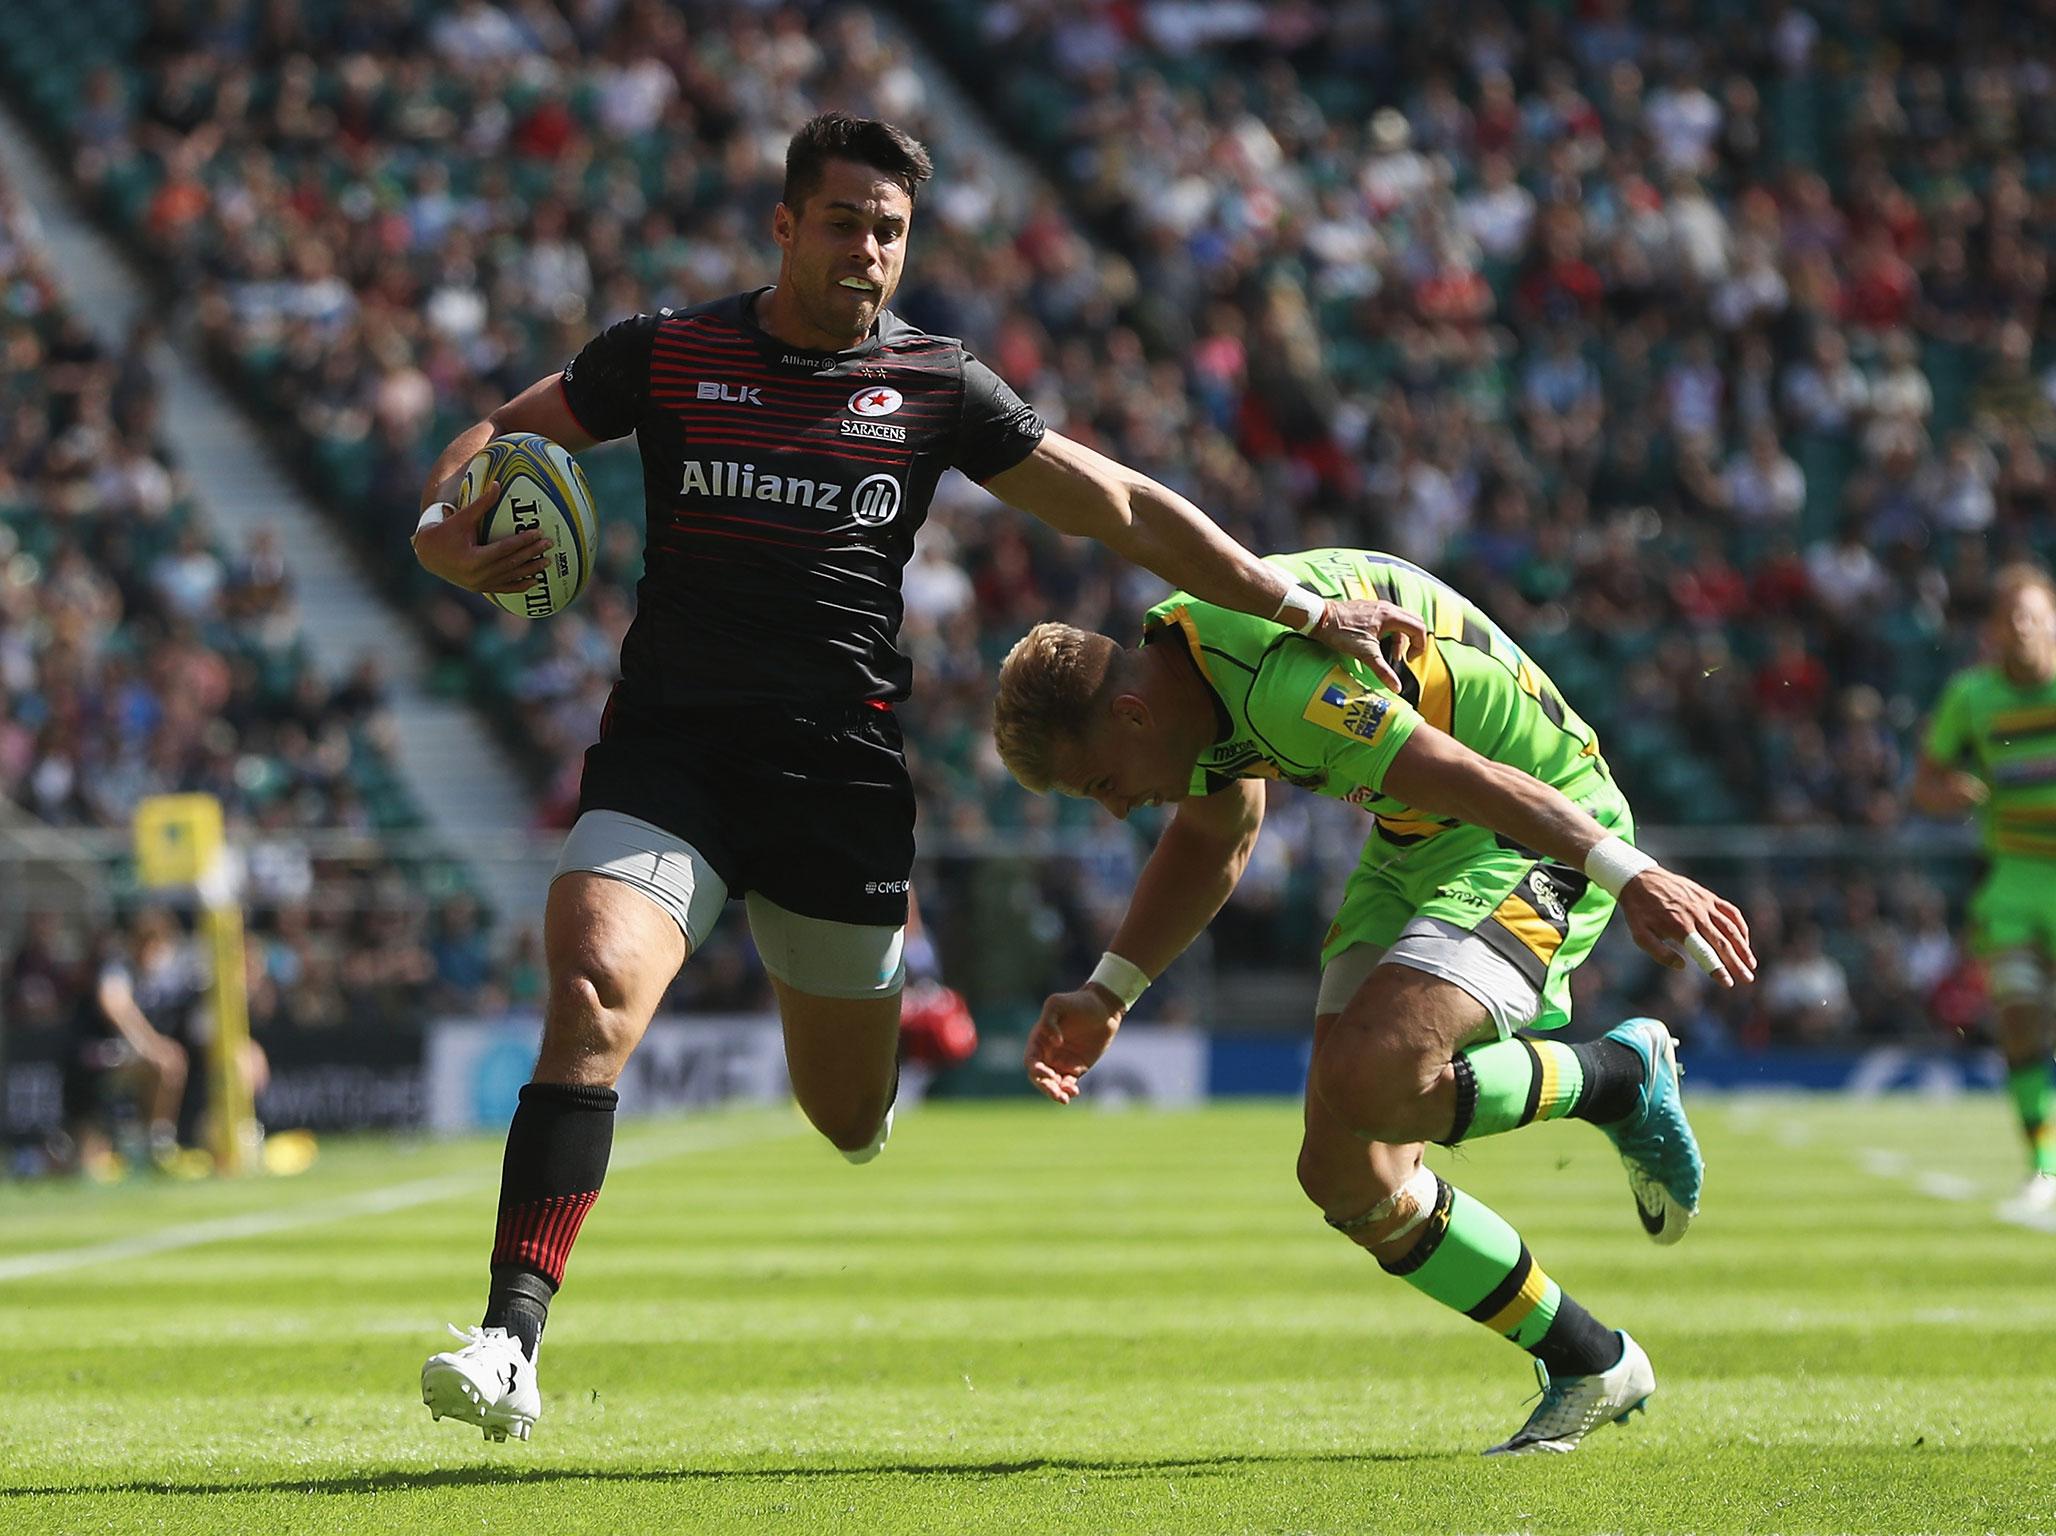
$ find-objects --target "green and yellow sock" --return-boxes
[1443,1035,1643,1143]
[2006,1060,2056,1176]
[1378,1174,1620,1377]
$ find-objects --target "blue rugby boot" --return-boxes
[1597,1019,1702,1244]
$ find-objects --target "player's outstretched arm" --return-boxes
[1026,779,1265,1103]
[411,373,603,595]
[1378,723,1757,987]
[984,432,1427,691]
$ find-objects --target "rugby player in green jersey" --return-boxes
[1914,563,2056,1217]
[993,549,1755,1455]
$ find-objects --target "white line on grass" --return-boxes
[1915,1171,1979,1202]
[0,1116,797,1284]
[1852,1140,2056,1233]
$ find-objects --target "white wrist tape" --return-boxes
[1584,835,1658,897]
[1273,584,1326,634]
[414,501,454,536]
[1087,951,1151,1010]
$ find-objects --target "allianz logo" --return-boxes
[678,460,903,525]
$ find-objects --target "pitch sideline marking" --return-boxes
[0,1117,798,1284]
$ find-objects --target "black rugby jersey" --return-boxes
[558,287,1045,709]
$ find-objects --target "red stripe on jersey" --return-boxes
[648,379,955,410]
[648,396,955,430]
[647,410,895,440]
[647,363,801,380]
[669,507,839,537]
[653,341,959,386]
[645,391,906,424]
[651,427,910,465]
[653,526,847,553]
[648,383,953,421]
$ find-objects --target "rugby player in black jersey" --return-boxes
[412,111,1426,1441]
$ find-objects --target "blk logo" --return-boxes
[849,386,903,416]
[697,381,763,405]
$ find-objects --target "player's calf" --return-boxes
[1313,964,1645,1146]
[1313,1022,1645,1147]
[1989,965,2056,1182]
[1298,1132,1632,1446]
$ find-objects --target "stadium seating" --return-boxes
[0,0,2035,1041]
[0,153,513,1089]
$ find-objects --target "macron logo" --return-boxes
[697,381,763,405]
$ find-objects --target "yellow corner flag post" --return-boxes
[134,793,258,1176]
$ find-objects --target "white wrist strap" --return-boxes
[1273,584,1326,634]
[1088,951,1151,1010]
[1584,836,1658,897]
[415,501,454,536]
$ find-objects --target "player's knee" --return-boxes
[1295,1139,1389,1213]
[1294,1141,1338,1209]
[1319,1156,1437,1256]
[1311,1031,1433,1143]
[544,960,644,1061]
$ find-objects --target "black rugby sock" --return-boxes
[483,1082,617,1358]
[1529,1294,1625,1379]
[1567,1039,1645,1126]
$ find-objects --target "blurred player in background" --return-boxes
[995,548,1755,1456]
[64,911,194,1176]
[60,908,267,1179]
[1914,563,2056,1216]
[410,113,1425,1441]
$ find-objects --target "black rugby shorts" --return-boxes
[577,683,915,928]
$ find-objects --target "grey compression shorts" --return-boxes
[552,810,907,999]
[1315,915,1541,1037]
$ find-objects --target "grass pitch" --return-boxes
[1,1096,2051,1534]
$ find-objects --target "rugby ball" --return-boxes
[459,432,599,619]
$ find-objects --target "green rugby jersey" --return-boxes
[1142,549,1615,848]
[1924,663,2056,860]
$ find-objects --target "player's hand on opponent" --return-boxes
[411,479,553,595]
[1312,599,1431,694]
[1618,868,1756,988]
[1025,986,1124,1104]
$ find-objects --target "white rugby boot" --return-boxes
[421,1324,540,1442]
[2001,1170,2056,1220]
[1483,1332,1655,1456]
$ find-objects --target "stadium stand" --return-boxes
[0,0,2034,1045]
[0,151,523,1159]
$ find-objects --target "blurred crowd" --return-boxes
[0,0,2043,1047]
[0,155,530,1141]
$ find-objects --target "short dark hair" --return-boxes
[783,111,933,211]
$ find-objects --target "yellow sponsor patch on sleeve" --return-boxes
[1302,667,1396,745]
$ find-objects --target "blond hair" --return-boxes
[1992,560,2056,613]
[993,623,1119,792]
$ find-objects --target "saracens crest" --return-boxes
[849,386,903,416]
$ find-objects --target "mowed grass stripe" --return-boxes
[0,1099,2050,1534]
[0,1109,801,1278]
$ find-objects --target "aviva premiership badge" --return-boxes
[1304,668,1394,743]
